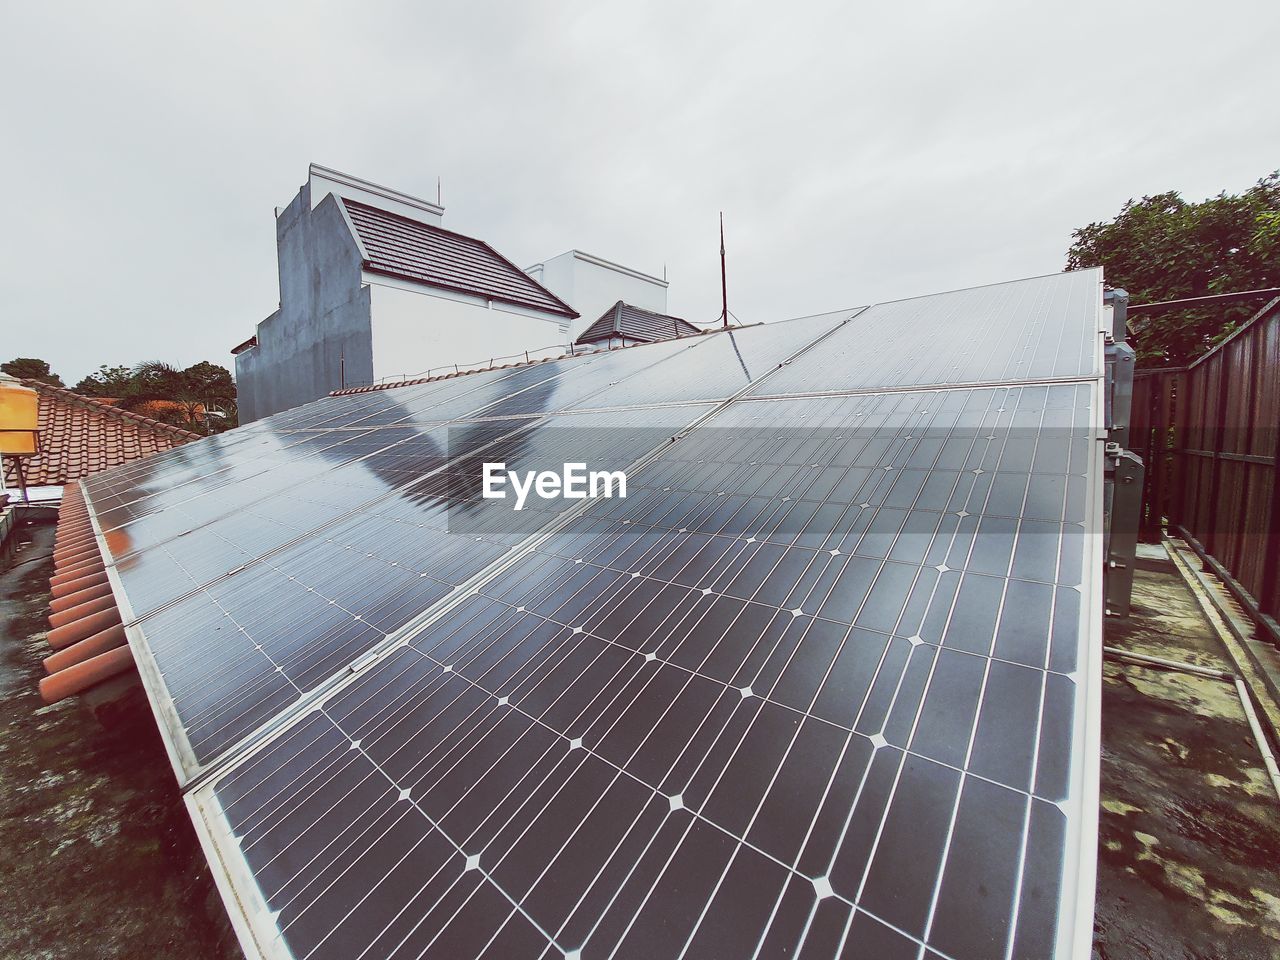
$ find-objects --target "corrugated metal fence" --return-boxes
[1130,297,1280,646]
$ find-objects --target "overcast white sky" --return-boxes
[3,0,1278,385]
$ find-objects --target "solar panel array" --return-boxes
[80,269,1105,960]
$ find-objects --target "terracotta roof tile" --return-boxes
[39,483,137,705]
[2,381,199,487]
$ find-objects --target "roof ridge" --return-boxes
[22,380,203,441]
[328,321,740,396]
[620,300,693,325]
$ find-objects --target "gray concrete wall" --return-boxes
[235,186,373,422]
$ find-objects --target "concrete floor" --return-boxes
[1096,564,1280,959]
[1,518,1278,959]
[0,521,239,960]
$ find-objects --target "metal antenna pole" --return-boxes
[720,212,728,329]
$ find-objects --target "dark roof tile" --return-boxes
[576,301,702,345]
[343,199,577,319]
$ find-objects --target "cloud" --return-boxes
[3,0,1277,383]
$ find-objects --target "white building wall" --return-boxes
[367,281,570,383]
[305,164,445,225]
[528,250,668,340]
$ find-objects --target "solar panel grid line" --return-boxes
[442,417,1049,783]
[748,372,1105,403]
[284,617,907,960]
[84,418,519,787]
[441,576,1059,792]
[214,305,871,754]
[146,424,619,778]
[87,353,608,527]
[391,527,967,960]
[499,391,1070,947]
[293,754,568,960]
[186,384,1090,960]
[753,270,1102,399]
[92,273,1105,960]
[892,382,1067,958]
[267,686,573,957]
[94,355,591,541]
[199,634,901,957]
[97,325,722,550]
[590,390,1024,957]
[653,391,1084,958]
[166,552,445,754]
[112,410,600,616]
[995,398,1086,960]
[141,409,703,785]
[169,308,876,953]
[689,391,1023,958]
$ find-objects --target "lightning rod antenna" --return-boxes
[719,212,728,329]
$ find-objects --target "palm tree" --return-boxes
[122,362,207,431]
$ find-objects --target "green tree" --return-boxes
[181,361,236,405]
[1066,172,1280,365]
[75,364,135,397]
[181,361,238,431]
[2,357,63,386]
[71,360,238,433]
[128,361,238,434]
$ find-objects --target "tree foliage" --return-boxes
[2,357,63,386]
[75,361,239,432]
[1066,172,1280,365]
[5,356,237,432]
[74,365,135,397]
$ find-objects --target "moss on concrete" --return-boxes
[0,522,240,960]
[1096,568,1280,960]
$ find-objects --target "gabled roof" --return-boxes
[576,300,702,344]
[2,380,199,487]
[341,199,578,319]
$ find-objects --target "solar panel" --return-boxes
[562,310,859,411]
[755,271,1101,397]
[125,405,719,778]
[189,380,1098,960]
[78,268,1105,960]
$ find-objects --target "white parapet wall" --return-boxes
[527,250,668,340]
[366,279,571,384]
